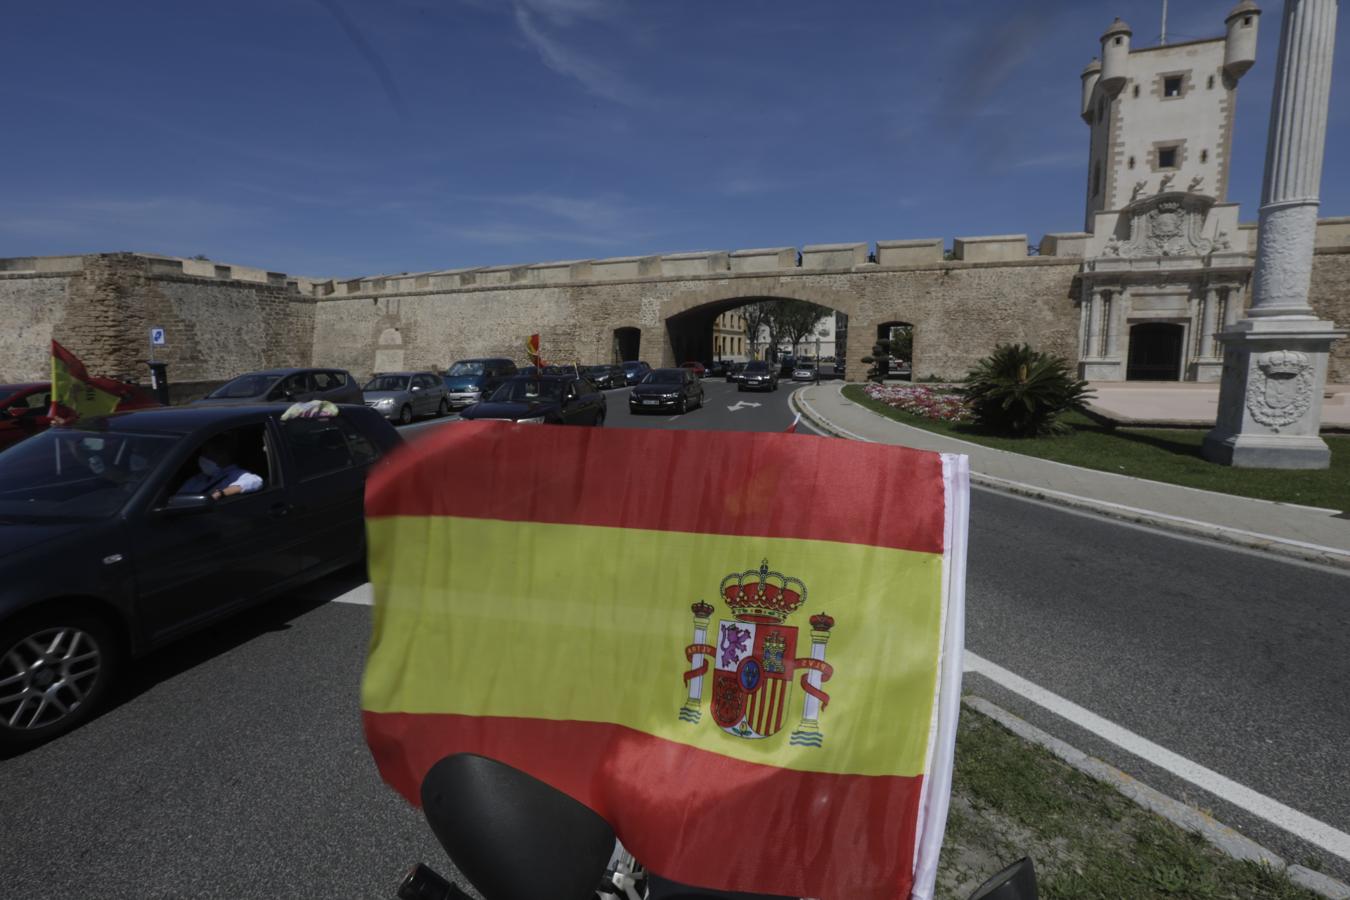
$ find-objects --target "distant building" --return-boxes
[713,310,747,361]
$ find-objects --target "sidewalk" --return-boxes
[793,383,1350,571]
[1085,381,1350,430]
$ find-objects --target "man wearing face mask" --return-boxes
[176,432,263,500]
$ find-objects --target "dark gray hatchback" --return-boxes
[194,368,362,406]
[0,403,399,751]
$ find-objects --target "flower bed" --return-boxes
[861,383,971,423]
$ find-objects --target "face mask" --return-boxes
[198,457,221,476]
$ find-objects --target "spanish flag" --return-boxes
[49,340,122,424]
[362,422,968,899]
[525,333,545,368]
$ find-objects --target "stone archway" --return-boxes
[873,321,914,381]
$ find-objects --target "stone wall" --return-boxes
[0,254,317,402]
[1309,247,1350,382]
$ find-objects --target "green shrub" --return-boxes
[961,344,1092,436]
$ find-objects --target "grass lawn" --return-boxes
[841,384,1350,512]
[938,707,1322,899]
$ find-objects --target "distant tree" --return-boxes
[739,302,773,360]
[769,300,830,357]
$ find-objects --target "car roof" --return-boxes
[235,367,341,377]
[74,403,368,435]
[371,371,433,377]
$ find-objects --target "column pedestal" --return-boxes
[1202,318,1345,468]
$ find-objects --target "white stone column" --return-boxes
[1080,290,1098,360]
[1106,290,1123,358]
[1201,288,1220,358]
[1204,0,1345,468]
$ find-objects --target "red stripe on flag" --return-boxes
[365,711,920,900]
[365,420,946,554]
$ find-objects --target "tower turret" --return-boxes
[1081,58,1102,122]
[1099,18,1132,94]
[1223,0,1261,81]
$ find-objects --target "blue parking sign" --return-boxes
[150,327,166,346]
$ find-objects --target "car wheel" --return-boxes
[0,606,122,752]
[437,399,449,417]
[398,405,413,426]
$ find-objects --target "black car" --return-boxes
[0,403,400,750]
[621,361,652,386]
[582,365,624,390]
[195,368,362,406]
[739,360,779,392]
[443,358,518,409]
[726,362,748,384]
[459,375,606,426]
[707,360,729,378]
[629,368,704,414]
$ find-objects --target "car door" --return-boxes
[132,422,299,643]
[577,378,604,423]
[413,374,438,415]
[280,413,380,573]
[268,372,314,402]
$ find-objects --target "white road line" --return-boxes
[965,650,1350,863]
[331,583,373,606]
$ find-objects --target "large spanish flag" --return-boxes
[363,421,968,900]
[49,340,122,423]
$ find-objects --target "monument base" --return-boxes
[1201,318,1344,470]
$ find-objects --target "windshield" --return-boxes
[490,380,563,402]
[365,375,410,392]
[0,429,179,520]
[642,370,683,385]
[207,373,277,399]
[447,362,485,376]
[745,362,769,372]
[585,366,609,375]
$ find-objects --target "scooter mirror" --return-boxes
[420,754,616,900]
[967,857,1038,900]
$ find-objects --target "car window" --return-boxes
[19,391,49,410]
[281,373,312,396]
[336,417,379,465]
[0,430,179,520]
[366,374,410,392]
[492,380,563,402]
[311,371,336,391]
[447,361,484,376]
[209,373,277,399]
[283,417,355,480]
[167,424,274,498]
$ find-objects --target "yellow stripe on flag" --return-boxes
[362,515,945,778]
[51,354,119,419]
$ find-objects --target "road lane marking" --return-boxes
[727,401,762,411]
[332,583,373,605]
[965,650,1350,863]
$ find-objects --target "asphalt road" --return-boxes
[2,376,1347,897]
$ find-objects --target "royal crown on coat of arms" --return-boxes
[679,560,836,747]
[720,561,806,624]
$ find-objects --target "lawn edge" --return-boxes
[791,387,1350,572]
[961,695,1350,898]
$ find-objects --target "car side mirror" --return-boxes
[161,493,213,515]
[411,385,422,391]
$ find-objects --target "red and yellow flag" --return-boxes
[49,340,122,424]
[362,422,968,899]
[525,333,545,368]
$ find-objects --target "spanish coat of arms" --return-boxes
[679,560,835,748]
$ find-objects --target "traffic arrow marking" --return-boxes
[727,401,762,411]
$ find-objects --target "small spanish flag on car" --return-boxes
[362,422,969,899]
[49,340,123,424]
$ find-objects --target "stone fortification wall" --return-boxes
[1310,243,1350,382]
[310,248,1082,383]
[0,254,317,402]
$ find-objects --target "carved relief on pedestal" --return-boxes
[1245,350,1314,429]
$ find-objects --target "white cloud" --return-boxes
[511,3,641,105]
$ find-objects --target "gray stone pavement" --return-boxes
[792,382,1350,570]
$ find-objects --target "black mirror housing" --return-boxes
[162,493,213,514]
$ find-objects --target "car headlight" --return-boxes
[515,416,546,424]
[375,397,396,408]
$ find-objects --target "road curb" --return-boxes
[962,696,1350,897]
[790,388,1350,573]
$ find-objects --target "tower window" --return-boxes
[1201,149,1209,163]
[1158,146,1179,169]
[1164,76,1183,97]
[1133,84,1141,98]
[1128,156,1136,169]
[1243,15,1253,26]
[1208,74,1216,89]
[1115,36,1123,45]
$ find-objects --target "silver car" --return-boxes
[363,371,450,425]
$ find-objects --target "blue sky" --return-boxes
[3,0,1348,278]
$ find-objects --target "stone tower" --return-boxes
[1082,5,1261,229]
[1075,3,1264,384]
